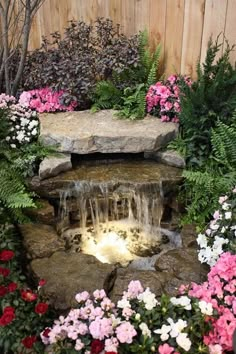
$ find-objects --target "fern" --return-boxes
[91,29,162,120]
[90,80,123,112]
[181,117,236,227]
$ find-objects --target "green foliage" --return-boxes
[90,80,123,112]
[179,36,236,166]
[181,120,236,228]
[117,84,147,120]
[91,29,162,120]
[0,108,54,222]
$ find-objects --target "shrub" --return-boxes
[19,87,77,113]
[146,75,192,123]
[23,18,140,109]
[92,30,162,119]
[178,36,236,166]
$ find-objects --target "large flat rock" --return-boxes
[39,110,178,154]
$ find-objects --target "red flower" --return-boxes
[91,339,104,354]
[21,289,37,302]
[0,267,10,277]
[0,285,8,297]
[21,336,37,349]
[0,307,15,326]
[8,282,17,292]
[38,279,46,287]
[0,250,14,261]
[42,328,51,338]
[105,352,118,354]
[35,302,48,315]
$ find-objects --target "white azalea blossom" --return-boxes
[198,300,213,316]
[139,323,151,337]
[137,288,159,310]
[117,298,131,309]
[170,296,191,310]
[154,324,171,341]
[176,332,191,351]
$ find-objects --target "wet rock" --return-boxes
[145,150,185,168]
[111,268,170,302]
[181,224,198,248]
[25,200,55,225]
[19,224,64,259]
[155,248,208,284]
[39,153,72,180]
[39,110,178,154]
[30,252,116,310]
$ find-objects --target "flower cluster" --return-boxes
[146,75,192,123]
[197,187,236,266]
[188,252,236,352]
[19,87,77,113]
[0,225,52,352]
[42,280,211,353]
[0,93,39,148]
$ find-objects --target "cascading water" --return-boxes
[56,160,182,266]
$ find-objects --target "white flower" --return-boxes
[10,115,16,121]
[20,117,30,126]
[170,296,191,310]
[176,332,191,351]
[135,313,141,321]
[225,212,232,220]
[197,233,208,248]
[221,226,226,233]
[10,143,16,148]
[139,323,151,337]
[222,202,230,210]
[138,288,159,310]
[16,131,25,142]
[198,300,213,315]
[31,128,38,136]
[168,318,187,338]
[5,136,10,141]
[154,324,171,341]
[117,298,131,309]
[210,221,219,231]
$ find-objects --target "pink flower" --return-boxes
[89,317,113,340]
[208,344,223,354]
[127,280,144,298]
[164,101,173,111]
[158,343,175,354]
[116,322,137,344]
[75,291,90,303]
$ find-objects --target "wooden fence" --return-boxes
[29,0,236,78]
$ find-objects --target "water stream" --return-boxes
[57,161,182,266]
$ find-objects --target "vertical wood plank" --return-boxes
[134,0,150,33]
[108,0,122,26]
[200,0,228,63]
[181,0,205,78]
[164,0,185,76]
[224,0,236,64]
[149,0,167,73]
[120,0,135,35]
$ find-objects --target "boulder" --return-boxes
[155,248,208,284]
[39,110,178,154]
[39,154,72,180]
[25,199,55,225]
[19,224,64,259]
[30,252,116,310]
[145,150,185,168]
[181,224,198,248]
[111,268,170,302]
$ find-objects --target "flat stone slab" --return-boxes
[39,110,178,154]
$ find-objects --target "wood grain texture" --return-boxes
[181,0,205,78]
[164,0,185,75]
[21,0,236,76]
[224,0,236,64]
[200,0,228,63]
